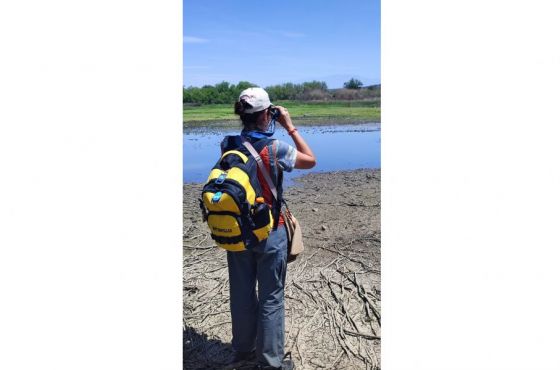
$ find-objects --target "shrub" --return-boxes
[334,88,360,100]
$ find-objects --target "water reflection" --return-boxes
[184,123,380,184]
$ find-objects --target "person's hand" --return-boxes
[273,105,295,131]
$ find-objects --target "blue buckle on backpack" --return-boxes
[211,191,223,203]
[215,173,226,185]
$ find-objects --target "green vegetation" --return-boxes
[184,79,380,105]
[183,79,381,127]
[344,78,364,89]
[184,100,380,128]
[183,81,256,105]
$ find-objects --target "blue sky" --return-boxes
[183,0,380,89]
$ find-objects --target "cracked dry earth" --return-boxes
[184,169,380,370]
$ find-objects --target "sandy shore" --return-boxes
[184,169,381,369]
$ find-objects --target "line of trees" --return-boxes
[183,79,380,105]
[182,81,255,105]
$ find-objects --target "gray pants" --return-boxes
[227,226,288,368]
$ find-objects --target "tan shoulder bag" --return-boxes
[282,200,303,263]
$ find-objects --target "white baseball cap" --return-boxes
[238,87,272,114]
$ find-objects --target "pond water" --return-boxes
[183,123,380,184]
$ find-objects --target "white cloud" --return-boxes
[183,36,209,44]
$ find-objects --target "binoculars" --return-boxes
[269,106,280,120]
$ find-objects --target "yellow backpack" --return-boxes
[199,136,274,251]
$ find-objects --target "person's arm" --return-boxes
[274,106,316,169]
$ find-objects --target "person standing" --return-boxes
[224,87,316,370]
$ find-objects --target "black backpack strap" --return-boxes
[267,141,283,227]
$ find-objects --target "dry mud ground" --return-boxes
[184,169,380,370]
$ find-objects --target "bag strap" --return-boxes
[242,139,278,201]
[242,138,293,222]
